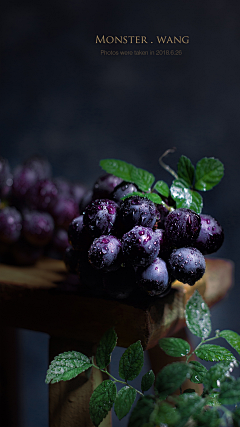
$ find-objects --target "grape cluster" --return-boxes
[0,155,88,265]
[65,173,224,300]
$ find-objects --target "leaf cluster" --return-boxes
[99,154,224,214]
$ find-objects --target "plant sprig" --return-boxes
[99,150,224,214]
[46,291,240,427]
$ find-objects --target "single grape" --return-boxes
[165,208,201,247]
[92,173,122,200]
[23,155,52,180]
[111,181,138,203]
[168,247,206,286]
[49,195,79,230]
[88,235,122,272]
[22,211,54,246]
[68,215,93,252]
[119,195,160,233]
[28,179,58,211]
[0,207,22,243]
[12,165,39,200]
[136,257,169,296]
[122,226,160,267]
[83,199,118,238]
[195,214,224,255]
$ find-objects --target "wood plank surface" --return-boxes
[0,257,234,350]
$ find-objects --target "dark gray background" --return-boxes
[1,0,240,425]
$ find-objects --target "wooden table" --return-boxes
[0,257,234,427]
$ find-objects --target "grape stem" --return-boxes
[159,148,178,180]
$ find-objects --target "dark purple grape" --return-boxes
[64,246,81,273]
[168,247,206,286]
[102,265,136,299]
[165,208,201,248]
[92,174,122,200]
[0,157,13,198]
[154,229,173,260]
[51,228,69,253]
[68,215,93,252]
[156,204,170,228]
[49,195,79,230]
[12,165,39,200]
[119,196,160,233]
[70,183,88,206]
[23,156,52,180]
[53,177,71,195]
[195,214,224,255]
[0,207,22,243]
[11,238,43,265]
[88,235,122,272]
[28,179,58,211]
[83,199,118,238]
[79,189,93,214]
[136,257,169,296]
[122,226,160,267]
[111,181,139,203]
[22,211,54,246]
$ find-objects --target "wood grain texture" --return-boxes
[0,257,234,350]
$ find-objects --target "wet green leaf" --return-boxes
[195,157,224,191]
[141,370,155,392]
[89,380,117,427]
[185,291,211,338]
[219,378,240,405]
[155,362,191,400]
[196,344,235,362]
[153,180,170,197]
[158,337,190,357]
[96,328,117,369]
[128,395,156,427]
[170,179,203,213]
[189,361,208,384]
[100,158,133,181]
[114,386,136,420]
[174,392,204,427]
[193,407,220,427]
[119,341,144,381]
[45,351,92,384]
[220,330,240,356]
[204,361,237,391]
[233,407,240,427]
[150,401,179,426]
[177,155,195,187]
[130,166,155,192]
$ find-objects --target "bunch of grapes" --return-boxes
[64,152,225,300]
[0,155,88,265]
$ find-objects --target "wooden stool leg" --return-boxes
[148,328,203,395]
[49,336,111,427]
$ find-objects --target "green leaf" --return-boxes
[153,180,170,198]
[141,370,155,392]
[193,407,220,427]
[233,407,240,427]
[189,361,208,384]
[219,378,240,405]
[174,392,204,427]
[130,166,155,192]
[185,291,211,339]
[96,328,117,370]
[114,386,136,420]
[155,362,191,400]
[150,401,180,426]
[121,191,146,201]
[144,192,162,204]
[196,344,235,362]
[195,157,224,191]
[177,155,195,187]
[128,395,155,427]
[89,379,117,427]
[204,361,238,391]
[206,392,220,407]
[158,337,190,357]
[119,341,144,381]
[45,351,92,384]
[170,179,203,214]
[220,330,240,356]
[100,159,133,181]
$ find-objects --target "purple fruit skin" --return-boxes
[23,156,52,180]
[136,257,169,296]
[29,179,58,210]
[119,195,160,232]
[195,214,224,255]
[83,199,118,238]
[168,247,206,286]
[49,195,79,229]
[68,215,93,252]
[64,246,81,273]
[165,208,201,248]
[154,228,173,260]
[111,181,138,204]
[12,166,39,199]
[22,211,54,246]
[0,207,22,243]
[92,174,123,200]
[88,235,122,272]
[122,225,160,267]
